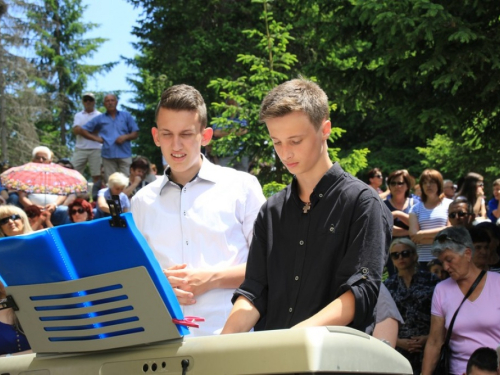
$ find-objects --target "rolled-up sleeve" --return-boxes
[336,192,392,330]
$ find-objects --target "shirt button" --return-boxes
[186,241,189,245]
[295,276,299,281]
[329,225,335,233]
[299,240,304,245]
[183,211,186,216]
[319,193,323,198]
[289,307,293,313]
[183,188,187,193]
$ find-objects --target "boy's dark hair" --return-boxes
[466,347,498,374]
[259,78,329,130]
[155,84,207,129]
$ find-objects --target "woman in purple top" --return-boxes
[422,227,500,375]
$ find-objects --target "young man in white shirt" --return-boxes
[71,92,102,197]
[131,84,266,337]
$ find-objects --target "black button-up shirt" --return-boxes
[233,163,393,331]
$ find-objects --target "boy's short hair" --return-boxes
[493,178,500,187]
[466,347,498,374]
[259,78,329,130]
[155,84,207,129]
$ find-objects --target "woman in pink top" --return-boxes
[422,227,500,375]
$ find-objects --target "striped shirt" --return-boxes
[410,198,452,261]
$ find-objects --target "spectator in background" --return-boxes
[413,184,422,199]
[385,169,417,238]
[422,227,500,375]
[68,198,93,223]
[71,92,103,199]
[24,205,53,231]
[456,172,487,219]
[0,205,33,238]
[487,179,500,224]
[95,172,130,218]
[123,156,150,198]
[79,94,139,182]
[409,169,452,267]
[367,168,390,199]
[443,179,457,199]
[385,237,439,374]
[17,146,70,226]
[475,221,500,273]
[469,227,492,271]
[426,259,448,280]
[449,196,475,229]
[465,347,499,375]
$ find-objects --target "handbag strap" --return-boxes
[443,270,486,346]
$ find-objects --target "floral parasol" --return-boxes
[0,162,87,195]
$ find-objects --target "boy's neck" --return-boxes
[296,155,333,202]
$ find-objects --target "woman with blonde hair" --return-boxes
[0,205,33,237]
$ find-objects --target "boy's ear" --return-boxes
[152,127,160,147]
[321,119,331,140]
[201,127,213,146]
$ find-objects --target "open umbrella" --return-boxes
[0,162,87,195]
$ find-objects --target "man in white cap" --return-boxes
[72,92,102,198]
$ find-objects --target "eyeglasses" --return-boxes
[477,182,484,187]
[374,174,383,179]
[390,249,415,260]
[83,97,95,102]
[389,181,406,187]
[0,214,21,226]
[71,208,85,215]
[33,155,48,162]
[448,211,469,219]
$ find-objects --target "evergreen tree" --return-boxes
[27,0,116,148]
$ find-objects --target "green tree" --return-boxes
[27,0,116,148]
[0,0,49,165]
[209,0,369,185]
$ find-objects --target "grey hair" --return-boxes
[431,226,474,257]
[32,146,52,161]
[107,172,129,189]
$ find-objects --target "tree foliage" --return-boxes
[0,0,49,165]
[209,0,369,185]
[27,0,116,148]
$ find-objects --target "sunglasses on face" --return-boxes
[374,174,382,179]
[389,181,406,187]
[71,208,85,215]
[477,182,484,187]
[448,211,469,219]
[83,98,94,102]
[0,214,21,226]
[390,249,415,260]
[26,212,38,219]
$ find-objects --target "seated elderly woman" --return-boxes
[0,205,33,238]
[384,237,439,374]
[422,227,500,375]
[95,172,130,218]
[68,198,94,223]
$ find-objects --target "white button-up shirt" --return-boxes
[73,110,102,149]
[131,156,265,337]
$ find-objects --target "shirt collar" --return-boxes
[159,154,218,194]
[290,162,345,207]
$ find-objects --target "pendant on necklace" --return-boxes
[303,202,311,214]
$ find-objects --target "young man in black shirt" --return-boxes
[222,78,392,334]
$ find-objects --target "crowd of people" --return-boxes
[0,81,499,374]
